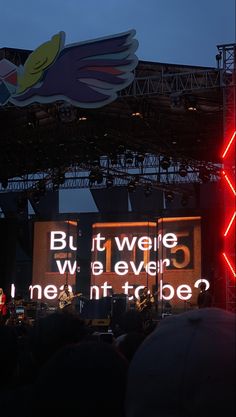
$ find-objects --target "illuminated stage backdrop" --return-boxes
[91,217,202,310]
[31,217,202,310]
[31,220,77,301]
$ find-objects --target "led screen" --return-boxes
[30,217,202,310]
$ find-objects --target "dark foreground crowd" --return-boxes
[0,307,235,417]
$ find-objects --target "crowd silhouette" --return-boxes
[0,306,235,417]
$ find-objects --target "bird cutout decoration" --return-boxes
[0,30,138,108]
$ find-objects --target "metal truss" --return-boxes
[0,153,221,193]
[217,43,236,139]
[120,69,221,97]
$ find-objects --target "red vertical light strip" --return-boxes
[222,131,236,279]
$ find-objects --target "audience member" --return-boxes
[32,341,128,417]
[29,311,87,372]
[115,331,146,362]
[126,308,236,417]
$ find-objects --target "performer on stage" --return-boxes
[136,287,154,322]
[58,284,74,311]
[197,281,212,308]
[0,288,7,323]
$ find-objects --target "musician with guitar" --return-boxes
[58,284,82,312]
[135,286,154,323]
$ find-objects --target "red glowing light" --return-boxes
[224,211,236,236]
[222,131,236,158]
[222,129,236,283]
[223,173,236,196]
[223,253,236,278]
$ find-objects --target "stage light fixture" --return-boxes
[160,157,171,170]
[125,152,134,165]
[27,112,38,128]
[89,168,103,185]
[136,153,145,163]
[198,166,211,183]
[131,111,142,118]
[184,95,198,111]
[179,164,188,177]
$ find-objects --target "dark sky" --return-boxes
[1,0,235,213]
[1,0,235,66]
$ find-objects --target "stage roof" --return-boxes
[0,47,223,182]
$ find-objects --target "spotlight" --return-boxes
[27,112,38,128]
[160,157,171,170]
[185,95,197,111]
[125,152,134,165]
[198,166,211,183]
[131,111,142,118]
[179,164,188,177]
[136,153,145,163]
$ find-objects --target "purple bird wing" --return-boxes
[11,30,138,108]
